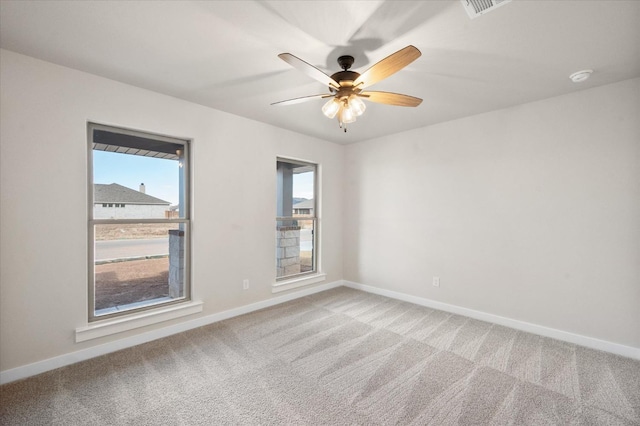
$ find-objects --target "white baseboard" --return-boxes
[343,280,640,361]
[0,279,344,385]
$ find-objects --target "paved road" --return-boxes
[96,230,313,261]
[95,238,168,261]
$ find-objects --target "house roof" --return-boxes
[94,183,170,205]
[293,199,314,209]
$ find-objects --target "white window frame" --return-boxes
[273,157,325,292]
[87,123,192,322]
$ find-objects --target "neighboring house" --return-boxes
[93,183,171,219]
[166,205,180,219]
[293,199,314,216]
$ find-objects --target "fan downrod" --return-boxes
[337,55,354,71]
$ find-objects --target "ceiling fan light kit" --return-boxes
[273,46,423,132]
[321,98,340,119]
[323,93,366,124]
[348,95,367,116]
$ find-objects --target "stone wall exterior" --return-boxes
[276,226,300,277]
[168,229,184,298]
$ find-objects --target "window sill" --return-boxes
[272,273,326,293]
[75,300,203,342]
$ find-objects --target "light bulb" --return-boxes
[349,95,366,116]
[322,98,340,119]
[340,105,356,124]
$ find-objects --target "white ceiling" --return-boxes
[1,0,639,144]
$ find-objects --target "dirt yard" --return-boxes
[95,257,169,310]
[95,249,313,310]
[300,251,312,272]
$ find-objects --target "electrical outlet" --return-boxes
[432,276,440,287]
[243,279,249,290]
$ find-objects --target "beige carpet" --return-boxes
[1,287,639,425]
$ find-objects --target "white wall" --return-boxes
[344,78,640,348]
[0,50,344,372]
[2,47,638,377]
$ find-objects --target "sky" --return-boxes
[293,171,314,200]
[93,151,180,205]
[94,151,315,205]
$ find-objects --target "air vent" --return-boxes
[461,0,512,19]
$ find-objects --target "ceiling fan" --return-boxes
[272,45,423,132]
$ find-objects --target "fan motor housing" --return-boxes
[329,70,360,93]
[329,55,361,92]
[330,70,360,83]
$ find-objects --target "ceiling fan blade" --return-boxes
[278,53,340,90]
[271,94,333,106]
[359,91,423,107]
[353,45,421,89]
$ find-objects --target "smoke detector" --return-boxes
[569,70,593,83]
[461,0,512,19]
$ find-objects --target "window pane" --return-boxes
[276,219,315,278]
[276,160,315,217]
[293,169,314,214]
[94,223,187,316]
[89,123,190,321]
[276,159,317,280]
[297,219,315,274]
[93,150,183,219]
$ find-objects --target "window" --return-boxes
[88,123,190,321]
[276,158,317,280]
